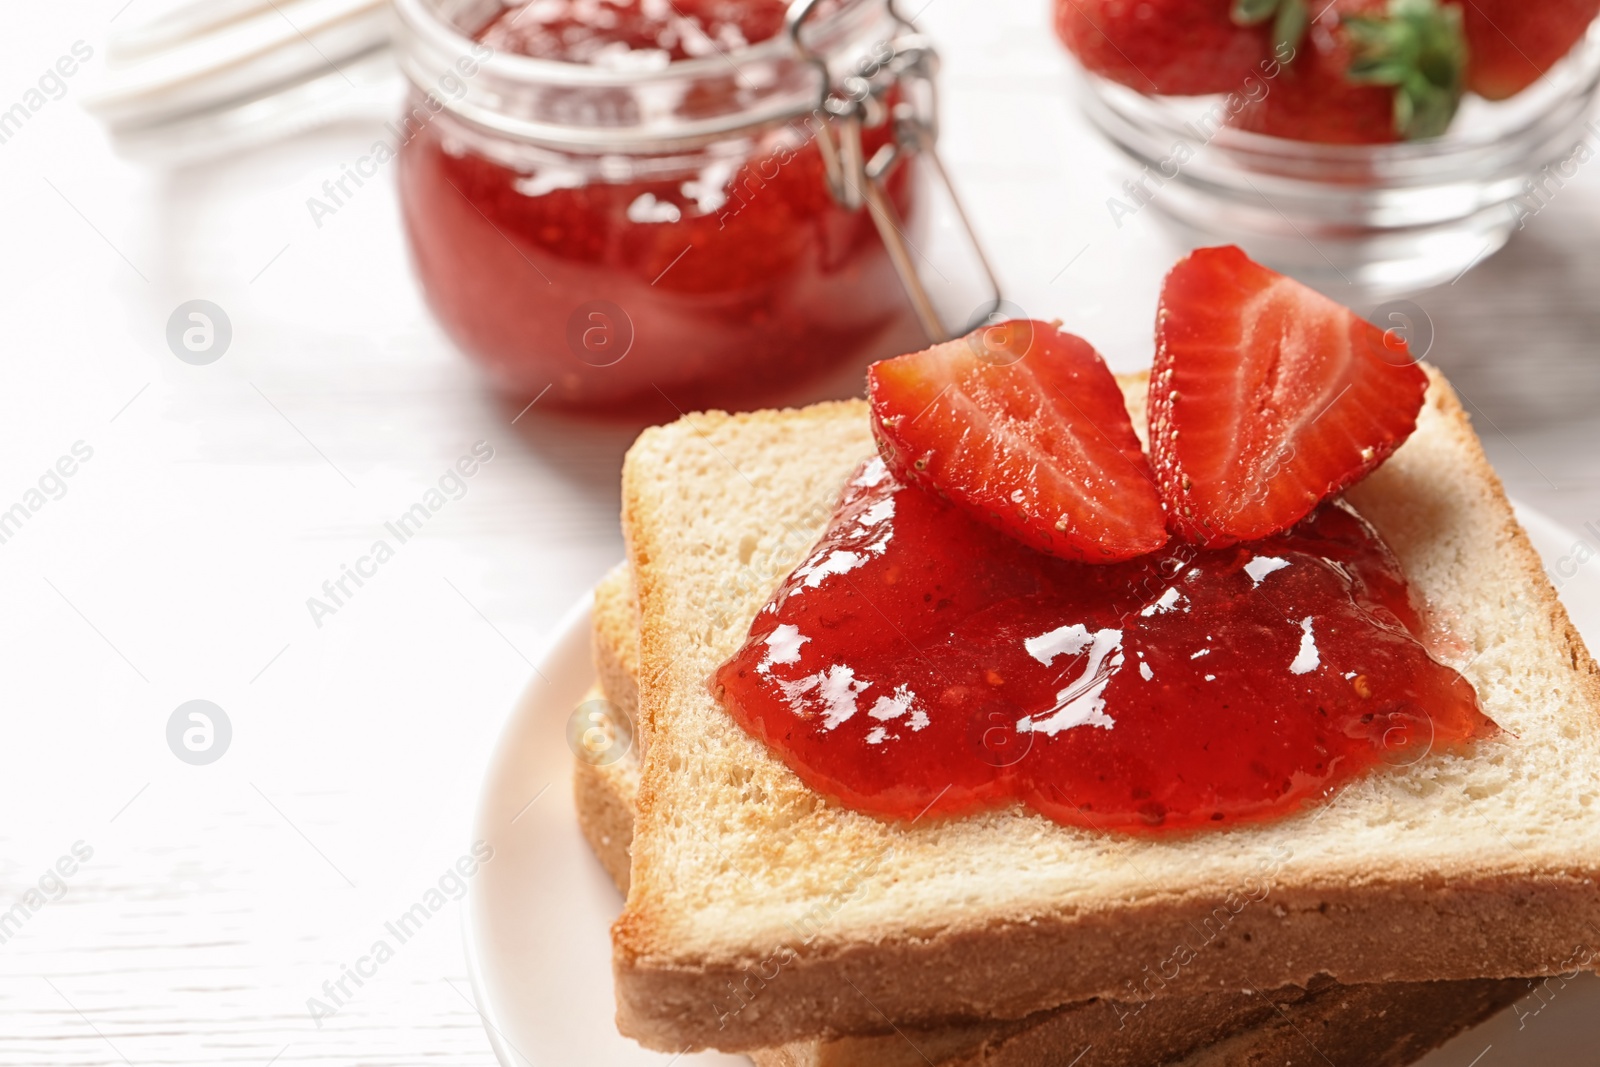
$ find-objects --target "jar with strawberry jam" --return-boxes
[392,0,989,411]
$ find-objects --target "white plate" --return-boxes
[464,503,1600,1067]
[462,585,746,1067]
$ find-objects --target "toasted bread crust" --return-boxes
[573,687,639,895]
[614,375,1600,1052]
[749,983,1528,1067]
[1165,976,1526,1067]
[593,565,641,725]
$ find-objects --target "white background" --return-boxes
[1,0,1598,1064]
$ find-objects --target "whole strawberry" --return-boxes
[1054,0,1272,96]
[1455,0,1600,99]
[1232,0,1467,143]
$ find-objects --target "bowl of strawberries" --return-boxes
[1058,0,1600,290]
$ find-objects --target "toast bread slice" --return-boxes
[575,735,1521,1067]
[614,371,1600,1051]
[576,574,1527,1066]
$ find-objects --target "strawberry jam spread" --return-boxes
[714,457,1495,833]
[397,0,917,411]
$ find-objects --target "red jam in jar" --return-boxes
[395,0,922,412]
[715,458,1497,833]
[477,1,789,63]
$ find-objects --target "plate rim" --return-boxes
[462,588,598,1067]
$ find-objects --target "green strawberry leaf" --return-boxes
[1232,0,1283,26]
[1272,0,1309,60]
[1232,0,1308,62]
[1343,0,1466,140]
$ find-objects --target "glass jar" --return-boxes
[1071,23,1600,293]
[391,0,980,412]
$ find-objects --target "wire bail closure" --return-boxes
[786,0,1003,343]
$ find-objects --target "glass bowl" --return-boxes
[1077,24,1600,292]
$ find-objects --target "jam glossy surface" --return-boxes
[714,458,1496,833]
[397,3,918,411]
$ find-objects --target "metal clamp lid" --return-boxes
[787,0,1002,342]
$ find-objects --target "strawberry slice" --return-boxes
[868,320,1168,563]
[1151,246,1428,547]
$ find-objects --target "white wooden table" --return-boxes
[2,2,1597,1065]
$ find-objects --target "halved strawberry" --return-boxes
[868,320,1168,563]
[1150,246,1428,547]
